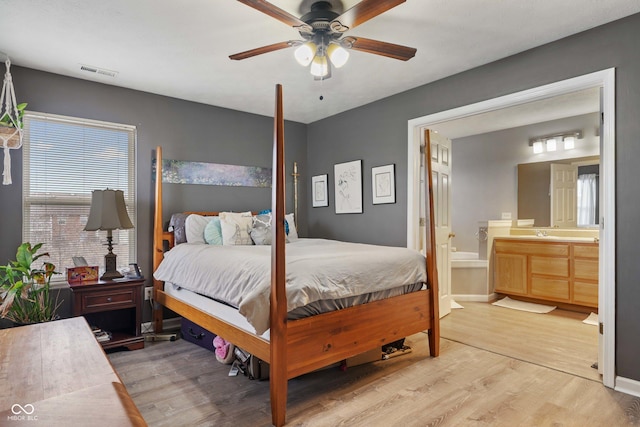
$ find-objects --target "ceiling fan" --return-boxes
[229,0,417,79]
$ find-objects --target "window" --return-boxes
[22,112,136,284]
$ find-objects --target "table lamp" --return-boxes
[84,189,134,280]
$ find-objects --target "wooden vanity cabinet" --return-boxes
[572,244,599,306]
[494,238,598,308]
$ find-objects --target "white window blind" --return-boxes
[22,112,136,283]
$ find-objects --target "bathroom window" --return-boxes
[577,165,599,227]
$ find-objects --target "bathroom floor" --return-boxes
[440,301,600,381]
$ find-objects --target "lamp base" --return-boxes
[101,251,123,281]
[100,269,124,281]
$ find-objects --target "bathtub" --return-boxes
[451,251,490,300]
[451,251,488,268]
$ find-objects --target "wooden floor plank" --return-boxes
[108,310,639,426]
[440,301,599,381]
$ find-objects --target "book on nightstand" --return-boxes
[91,326,112,343]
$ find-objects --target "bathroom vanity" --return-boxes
[493,237,598,309]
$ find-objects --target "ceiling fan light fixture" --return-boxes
[310,55,329,77]
[327,43,349,68]
[294,41,317,66]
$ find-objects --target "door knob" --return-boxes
[448,232,456,238]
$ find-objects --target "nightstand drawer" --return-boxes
[82,289,136,311]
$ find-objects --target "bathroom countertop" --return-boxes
[497,235,599,243]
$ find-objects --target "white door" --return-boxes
[550,163,578,227]
[423,130,452,318]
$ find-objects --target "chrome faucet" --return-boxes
[535,229,548,237]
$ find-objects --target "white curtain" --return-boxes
[577,174,597,226]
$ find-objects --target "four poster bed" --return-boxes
[152,85,440,427]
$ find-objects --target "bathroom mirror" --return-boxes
[517,155,599,227]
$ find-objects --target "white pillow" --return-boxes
[219,211,254,245]
[285,213,298,240]
[185,214,211,244]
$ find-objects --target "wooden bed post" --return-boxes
[270,84,288,427]
[153,146,165,333]
[424,138,441,357]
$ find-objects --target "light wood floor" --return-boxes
[109,316,640,426]
[441,301,600,381]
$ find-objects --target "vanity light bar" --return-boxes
[528,130,582,152]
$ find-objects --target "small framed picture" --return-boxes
[372,164,395,205]
[312,174,329,207]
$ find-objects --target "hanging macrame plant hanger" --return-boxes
[0,57,24,185]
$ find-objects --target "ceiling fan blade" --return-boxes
[229,41,295,60]
[342,36,416,61]
[330,0,405,32]
[237,0,313,33]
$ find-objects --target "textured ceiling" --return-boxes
[1,1,638,124]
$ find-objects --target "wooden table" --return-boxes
[0,317,146,426]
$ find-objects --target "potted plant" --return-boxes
[0,242,61,325]
[0,102,27,146]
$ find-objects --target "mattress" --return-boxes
[154,238,427,334]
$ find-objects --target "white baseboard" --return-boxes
[141,317,182,334]
[452,293,497,303]
[615,376,640,397]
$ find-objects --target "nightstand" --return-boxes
[69,277,145,350]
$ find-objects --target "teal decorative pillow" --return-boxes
[204,217,223,245]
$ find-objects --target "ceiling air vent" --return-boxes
[80,64,118,78]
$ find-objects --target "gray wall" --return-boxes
[307,14,640,381]
[452,113,599,253]
[0,66,307,321]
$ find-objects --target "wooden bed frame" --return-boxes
[152,84,440,427]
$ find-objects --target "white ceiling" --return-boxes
[1,1,638,124]
[428,87,601,140]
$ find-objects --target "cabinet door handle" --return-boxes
[106,297,112,302]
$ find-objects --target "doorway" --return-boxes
[406,69,615,388]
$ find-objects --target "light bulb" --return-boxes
[327,43,349,68]
[564,136,575,150]
[533,141,544,154]
[546,138,557,152]
[310,55,329,77]
[294,42,317,67]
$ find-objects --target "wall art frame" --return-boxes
[334,160,363,214]
[312,174,329,207]
[372,164,396,205]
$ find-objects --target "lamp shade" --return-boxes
[84,189,134,231]
[546,138,557,152]
[564,136,576,150]
[310,55,329,77]
[294,41,317,67]
[327,43,349,68]
[532,140,544,154]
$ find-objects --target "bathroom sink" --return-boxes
[527,235,598,242]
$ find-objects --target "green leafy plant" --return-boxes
[0,102,27,128]
[0,242,61,324]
